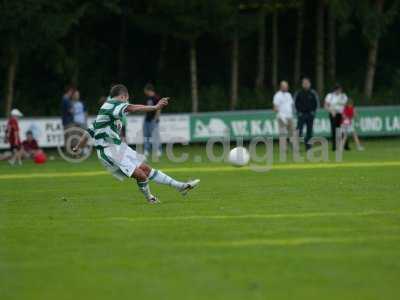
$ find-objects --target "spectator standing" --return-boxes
[71,89,87,128]
[273,81,295,141]
[61,85,74,128]
[5,109,23,165]
[143,83,162,157]
[324,85,349,151]
[294,78,319,150]
[61,86,74,147]
[341,100,364,151]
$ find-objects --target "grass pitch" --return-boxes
[1,139,400,300]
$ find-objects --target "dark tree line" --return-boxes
[0,0,399,116]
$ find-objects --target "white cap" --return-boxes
[10,109,23,117]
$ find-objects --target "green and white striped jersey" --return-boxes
[87,97,129,148]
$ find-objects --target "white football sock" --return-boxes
[149,169,185,189]
[137,180,152,200]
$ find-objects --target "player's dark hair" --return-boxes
[110,84,128,97]
[144,83,155,92]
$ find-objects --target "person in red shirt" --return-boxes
[341,100,364,151]
[22,131,40,159]
[5,109,23,165]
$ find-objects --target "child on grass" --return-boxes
[5,109,23,165]
[341,99,364,151]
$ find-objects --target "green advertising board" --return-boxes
[1,106,399,148]
[190,106,400,142]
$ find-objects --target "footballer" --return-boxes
[73,84,199,204]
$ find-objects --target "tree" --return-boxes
[137,0,230,112]
[3,40,18,118]
[269,0,298,89]
[67,0,120,86]
[228,10,257,110]
[255,7,267,91]
[315,0,325,96]
[328,0,354,89]
[328,3,337,85]
[358,0,398,100]
[132,2,172,81]
[157,34,168,78]
[230,30,240,110]
[331,0,399,101]
[221,2,256,110]
[247,0,298,92]
[71,31,81,86]
[0,0,89,116]
[271,10,279,89]
[189,38,199,112]
[118,8,128,82]
[293,0,304,86]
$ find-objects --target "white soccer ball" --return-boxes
[228,147,250,167]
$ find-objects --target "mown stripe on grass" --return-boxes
[191,235,400,247]
[1,161,400,180]
[105,210,399,222]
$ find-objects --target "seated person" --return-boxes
[22,131,40,159]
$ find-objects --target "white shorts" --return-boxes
[97,143,145,181]
[342,123,354,134]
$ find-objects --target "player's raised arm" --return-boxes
[125,98,169,113]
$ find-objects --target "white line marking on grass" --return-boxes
[103,210,399,223]
[1,161,400,180]
[190,235,400,247]
[0,171,108,180]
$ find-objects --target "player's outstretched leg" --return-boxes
[147,167,200,196]
[131,166,158,204]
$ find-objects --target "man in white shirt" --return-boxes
[273,81,295,139]
[324,84,348,151]
[71,90,87,128]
